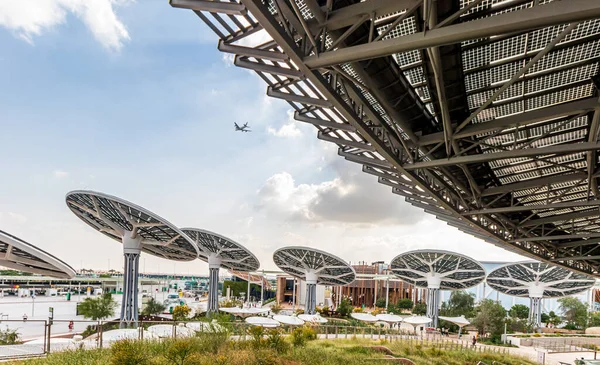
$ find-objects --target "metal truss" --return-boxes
[171,0,600,276]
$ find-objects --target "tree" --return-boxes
[541,312,549,325]
[141,297,166,316]
[172,305,191,321]
[558,297,587,329]
[396,298,414,311]
[337,298,353,317]
[444,291,475,318]
[509,304,529,320]
[471,299,506,339]
[548,311,562,327]
[589,312,600,327]
[77,293,117,320]
[412,303,427,315]
[374,298,386,308]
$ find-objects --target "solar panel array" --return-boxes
[172,0,600,275]
[66,191,198,261]
[181,228,259,272]
[486,261,596,297]
[273,246,355,286]
[391,250,486,289]
[0,230,76,279]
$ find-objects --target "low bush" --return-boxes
[290,326,317,347]
[110,339,151,365]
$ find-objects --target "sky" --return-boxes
[0,0,528,275]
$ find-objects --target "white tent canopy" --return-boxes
[438,315,470,327]
[147,324,196,338]
[245,316,280,327]
[273,315,305,326]
[298,314,328,324]
[351,313,378,322]
[219,307,269,318]
[403,316,432,326]
[375,314,404,323]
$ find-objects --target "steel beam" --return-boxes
[481,173,587,197]
[318,131,375,151]
[551,255,600,262]
[234,57,304,79]
[464,199,600,215]
[418,98,599,146]
[306,0,418,32]
[218,40,289,61]
[169,0,246,15]
[266,87,333,108]
[555,237,600,248]
[294,111,357,132]
[404,142,600,170]
[304,0,600,68]
[509,233,600,242]
[520,209,600,227]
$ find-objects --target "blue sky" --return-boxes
[0,0,526,275]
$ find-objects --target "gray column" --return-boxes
[426,288,440,329]
[530,297,543,332]
[120,252,140,327]
[207,267,219,314]
[306,283,317,315]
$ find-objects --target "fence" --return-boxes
[531,337,600,353]
[0,319,510,360]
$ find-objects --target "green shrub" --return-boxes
[265,329,289,354]
[110,339,150,365]
[162,337,203,365]
[197,329,229,354]
[172,305,191,321]
[290,326,317,347]
[0,327,20,345]
[248,325,265,348]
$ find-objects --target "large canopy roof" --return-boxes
[391,250,485,289]
[172,0,600,276]
[486,261,595,298]
[181,228,259,272]
[272,246,356,285]
[0,230,76,279]
[66,190,198,261]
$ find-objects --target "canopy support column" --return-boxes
[530,297,543,332]
[121,234,142,328]
[306,283,317,315]
[427,288,440,329]
[207,267,219,314]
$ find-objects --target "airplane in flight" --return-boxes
[234,122,251,132]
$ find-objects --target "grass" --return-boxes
[6,334,538,365]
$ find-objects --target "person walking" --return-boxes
[472,335,477,348]
[68,321,74,331]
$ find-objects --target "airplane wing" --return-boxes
[234,122,240,128]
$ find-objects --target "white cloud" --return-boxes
[53,170,69,178]
[0,0,130,51]
[254,161,426,226]
[267,110,302,137]
[0,212,28,225]
[267,123,302,137]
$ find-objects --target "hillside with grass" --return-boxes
[9,329,537,365]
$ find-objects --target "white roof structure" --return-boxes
[186,321,225,332]
[88,329,158,344]
[438,316,470,328]
[273,246,355,286]
[350,313,378,322]
[273,315,305,326]
[172,0,600,279]
[297,314,328,324]
[219,307,269,318]
[375,314,404,324]
[147,324,196,338]
[181,228,259,272]
[0,230,76,279]
[66,191,199,260]
[403,316,433,327]
[245,316,280,327]
[391,250,486,290]
[486,261,595,298]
